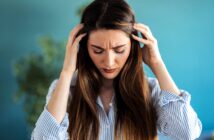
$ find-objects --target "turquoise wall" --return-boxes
[0,0,213,139]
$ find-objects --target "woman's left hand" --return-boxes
[131,23,163,69]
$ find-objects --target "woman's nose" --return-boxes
[104,52,115,68]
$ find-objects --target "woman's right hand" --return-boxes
[62,24,86,76]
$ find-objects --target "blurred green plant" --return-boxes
[12,36,66,128]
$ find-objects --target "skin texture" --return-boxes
[87,29,131,81]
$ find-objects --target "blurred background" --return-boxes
[0,0,214,139]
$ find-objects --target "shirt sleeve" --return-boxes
[31,79,70,140]
[148,77,202,140]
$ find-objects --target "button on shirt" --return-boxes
[31,77,202,140]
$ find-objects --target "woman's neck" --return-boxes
[99,78,115,114]
[101,78,114,90]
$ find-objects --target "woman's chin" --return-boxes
[101,72,119,80]
[102,75,116,80]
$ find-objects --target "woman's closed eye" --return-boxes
[93,49,125,54]
[114,49,125,54]
[93,49,103,54]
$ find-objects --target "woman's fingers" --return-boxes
[132,23,157,47]
[133,25,152,40]
[67,24,84,48]
[134,23,152,35]
[72,33,87,50]
[132,34,152,46]
[63,24,86,73]
[134,23,156,40]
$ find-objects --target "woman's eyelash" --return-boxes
[93,50,125,54]
[115,50,125,53]
[94,51,103,54]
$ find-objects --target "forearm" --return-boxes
[47,70,73,124]
[150,61,180,96]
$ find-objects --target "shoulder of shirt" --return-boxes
[147,76,159,89]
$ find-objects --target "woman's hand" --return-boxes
[131,23,163,70]
[132,23,180,95]
[62,24,86,75]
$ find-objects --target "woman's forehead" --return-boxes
[88,29,130,46]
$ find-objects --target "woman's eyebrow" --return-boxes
[91,44,127,49]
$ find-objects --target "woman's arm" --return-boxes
[31,24,86,139]
[47,24,86,124]
[47,71,73,124]
[31,79,70,140]
[150,61,180,96]
[132,23,202,139]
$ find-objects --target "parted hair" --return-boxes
[67,0,158,139]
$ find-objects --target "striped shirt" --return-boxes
[31,76,202,140]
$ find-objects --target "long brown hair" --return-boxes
[68,0,158,139]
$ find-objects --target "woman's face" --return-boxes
[87,29,131,80]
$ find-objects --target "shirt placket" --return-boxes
[96,96,115,140]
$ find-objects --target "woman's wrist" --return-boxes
[60,69,74,82]
[150,60,181,95]
[149,59,165,73]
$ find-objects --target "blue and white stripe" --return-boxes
[31,77,202,140]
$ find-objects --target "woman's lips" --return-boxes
[103,68,117,73]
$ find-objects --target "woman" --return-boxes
[31,0,202,139]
